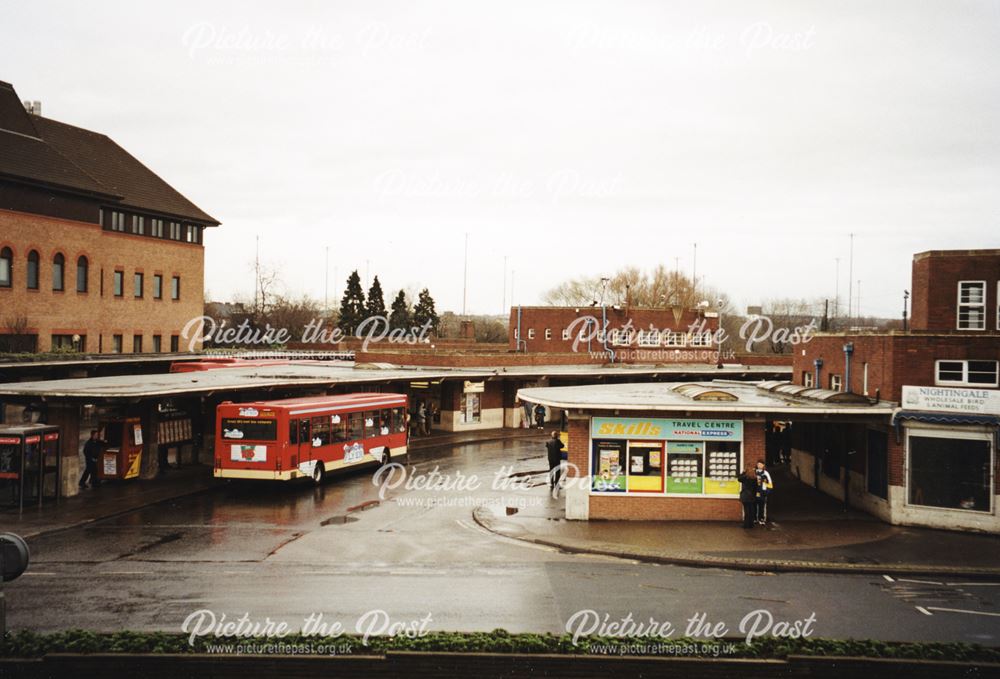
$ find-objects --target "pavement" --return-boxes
[0,427,548,539]
[474,464,1000,578]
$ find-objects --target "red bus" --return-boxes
[214,393,408,483]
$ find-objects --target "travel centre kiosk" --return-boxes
[517,381,889,521]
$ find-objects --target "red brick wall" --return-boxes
[0,208,206,352]
[911,250,1000,332]
[793,333,1000,401]
[508,306,718,360]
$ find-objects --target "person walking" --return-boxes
[755,460,774,525]
[533,404,546,430]
[736,465,758,529]
[412,402,425,437]
[545,431,565,492]
[78,429,103,489]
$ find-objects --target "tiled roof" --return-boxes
[0,80,219,225]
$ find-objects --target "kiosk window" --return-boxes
[592,440,627,492]
[705,441,741,495]
[626,441,664,493]
[666,442,704,494]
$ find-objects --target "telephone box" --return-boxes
[0,425,61,510]
[97,417,144,480]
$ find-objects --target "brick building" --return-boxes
[0,80,219,354]
[518,381,888,521]
[508,305,720,363]
[789,249,999,533]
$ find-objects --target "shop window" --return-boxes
[0,247,11,287]
[592,440,627,492]
[113,270,123,297]
[52,253,64,291]
[829,374,842,391]
[866,429,888,500]
[310,416,330,446]
[626,441,664,492]
[26,250,39,290]
[802,371,814,388]
[666,442,704,493]
[76,256,88,292]
[908,434,991,512]
[957,281,986,330]
[460,392,481,424]
[935,360,998,388]
[705,442,741,495]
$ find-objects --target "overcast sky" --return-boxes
[3,0,998,318]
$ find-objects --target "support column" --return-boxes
[44,401,82,498]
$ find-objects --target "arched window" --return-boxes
[0,247,11,287]
[76,255,89,292]
[52,253,65,291]
[27,250,39,290]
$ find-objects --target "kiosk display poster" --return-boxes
[591,440,626,492]
[705,441,741,495]
[666,441,703,494]
[626,441,664,493]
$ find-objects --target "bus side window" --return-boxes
[347,412,363,441]
[363,411,377,438]
[299,419,310,444]
[289,419,298,444]
[379,410,391,435]
[311,417,330,446]
[392,407,406,433]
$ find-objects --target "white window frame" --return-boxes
[664,331,686,347]
[561,328,571,340]
[544,328,552,340]
[935,359,999,388]
[638,329,660,347]
[513,328,519,340]
[689,332,710,347]
[527,328,535,340]
[612,329,632,346]
[957,280,986,330]
[802,371,814,388]
[830,374,843,391]
[862,362,869,396]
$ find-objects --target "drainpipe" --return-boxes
[843,342,854,393]
[813,358,823,388]
[602,303,615,363]
[516,306,527,353]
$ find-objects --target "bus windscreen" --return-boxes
[221,418,277,441]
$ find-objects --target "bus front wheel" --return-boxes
[312,462,325,485]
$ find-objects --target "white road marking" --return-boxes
[103,571,149,575]
[945,582,1000,587]
[882,575,895,582]
[21,572,57,576]
[915,606,933,616]
[897,578,943,586]
[925,607,1000,618]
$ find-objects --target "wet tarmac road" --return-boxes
[7,438,1000,646]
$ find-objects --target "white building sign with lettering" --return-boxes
[902,385,1000,416]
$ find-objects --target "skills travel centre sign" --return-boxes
[902,385,1000,416]
[591,417,743,441]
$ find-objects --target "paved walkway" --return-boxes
[473,465,1000,577]
[2,428,548,539]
